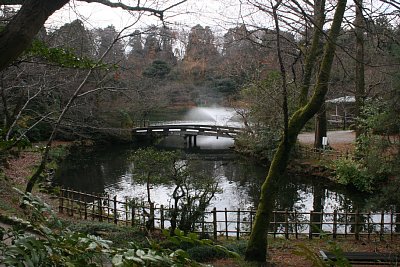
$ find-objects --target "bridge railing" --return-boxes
[132,124,244,138]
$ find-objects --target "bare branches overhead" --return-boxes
[77,0,188,20]
[0,0,187,72]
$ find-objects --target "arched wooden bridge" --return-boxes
[132,124,243,139]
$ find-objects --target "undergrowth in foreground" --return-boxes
[0,189,240,266]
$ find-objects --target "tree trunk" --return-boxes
[245,0,347,261]
[311,183,324,234]
[355,0,365,137]
[0,0,68,71]
[314,103,327,148]
[298,0,326,106]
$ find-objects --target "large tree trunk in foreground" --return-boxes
[245,0,347,262]
[0,0,68,71]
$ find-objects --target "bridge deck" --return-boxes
[132,124,243,138]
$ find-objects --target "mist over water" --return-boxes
[178,106,241,127]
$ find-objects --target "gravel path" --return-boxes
[298,130,356,151]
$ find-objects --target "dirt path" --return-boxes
[298,130,356,152]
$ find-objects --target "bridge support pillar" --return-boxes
[184,135,197,148]
[188,135,192,147]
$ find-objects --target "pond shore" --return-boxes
[3,132,399,267]
[1,132,355,218]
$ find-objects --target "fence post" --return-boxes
[66,189,70,215]
[285,209,289,240]
[113,196,117,225]
[160,205,164,229]
[70,191,74,217]
[391,209,394,241]
[380,210,385,241]
[84,196,87,220]
[98,195,103,222]
[213,207,217,240]
[345,210,348,238]
[294,210,298,239]
[150,202,155,229]
[125,197,128,226]
[59,189,64,213]
[107,194,111,223]
[201,214,205,237]
[224,208,228,239]
[320,210,324,239]
[250,208,253,234]
[91,192,95,220]
[333,210,337,239]
[355,210,360,240]
[273,211,277,238]
[367,211,371,241]
[79,193,82,219]
[309,210,313,239]
[237,208,240,240]
[131,200,135,227]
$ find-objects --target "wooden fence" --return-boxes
[294,145,351,161]
[59,189,400,240]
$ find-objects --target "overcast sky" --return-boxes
[46,0,399,37]
[47,0,250,35]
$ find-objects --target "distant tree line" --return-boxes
[1,5,399,143]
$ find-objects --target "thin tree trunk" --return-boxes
[298,0,326,106]
[311,183,324,234]
[25,29,125,193]
[245,0,347,261]
[355,0,365,137]
[314,103,327,148]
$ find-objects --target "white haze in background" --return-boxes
[45,0,398,59]
[46,0,248,57]
[47,0,247,34]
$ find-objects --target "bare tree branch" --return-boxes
[378,0,400,10]
[77,0,187,20]
[5,86,42,140]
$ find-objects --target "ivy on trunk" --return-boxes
[245,0,348,262]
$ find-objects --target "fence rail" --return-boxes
[59,189,400,240]
[294,145,351,160]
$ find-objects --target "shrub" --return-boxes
[224,240,248,256]
[0,190,198,267]
[187,245,228,262]
[334,158,374,192]
[160,229,240,263]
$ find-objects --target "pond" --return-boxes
[53,107,370,214]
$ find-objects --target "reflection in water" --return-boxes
[54,143,369,213]
[53,106,398,235]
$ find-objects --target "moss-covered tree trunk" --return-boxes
[245,0,347,262]
[298,0,326,106]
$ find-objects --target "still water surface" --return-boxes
[54,107,372,213]
[54,141,369,213]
